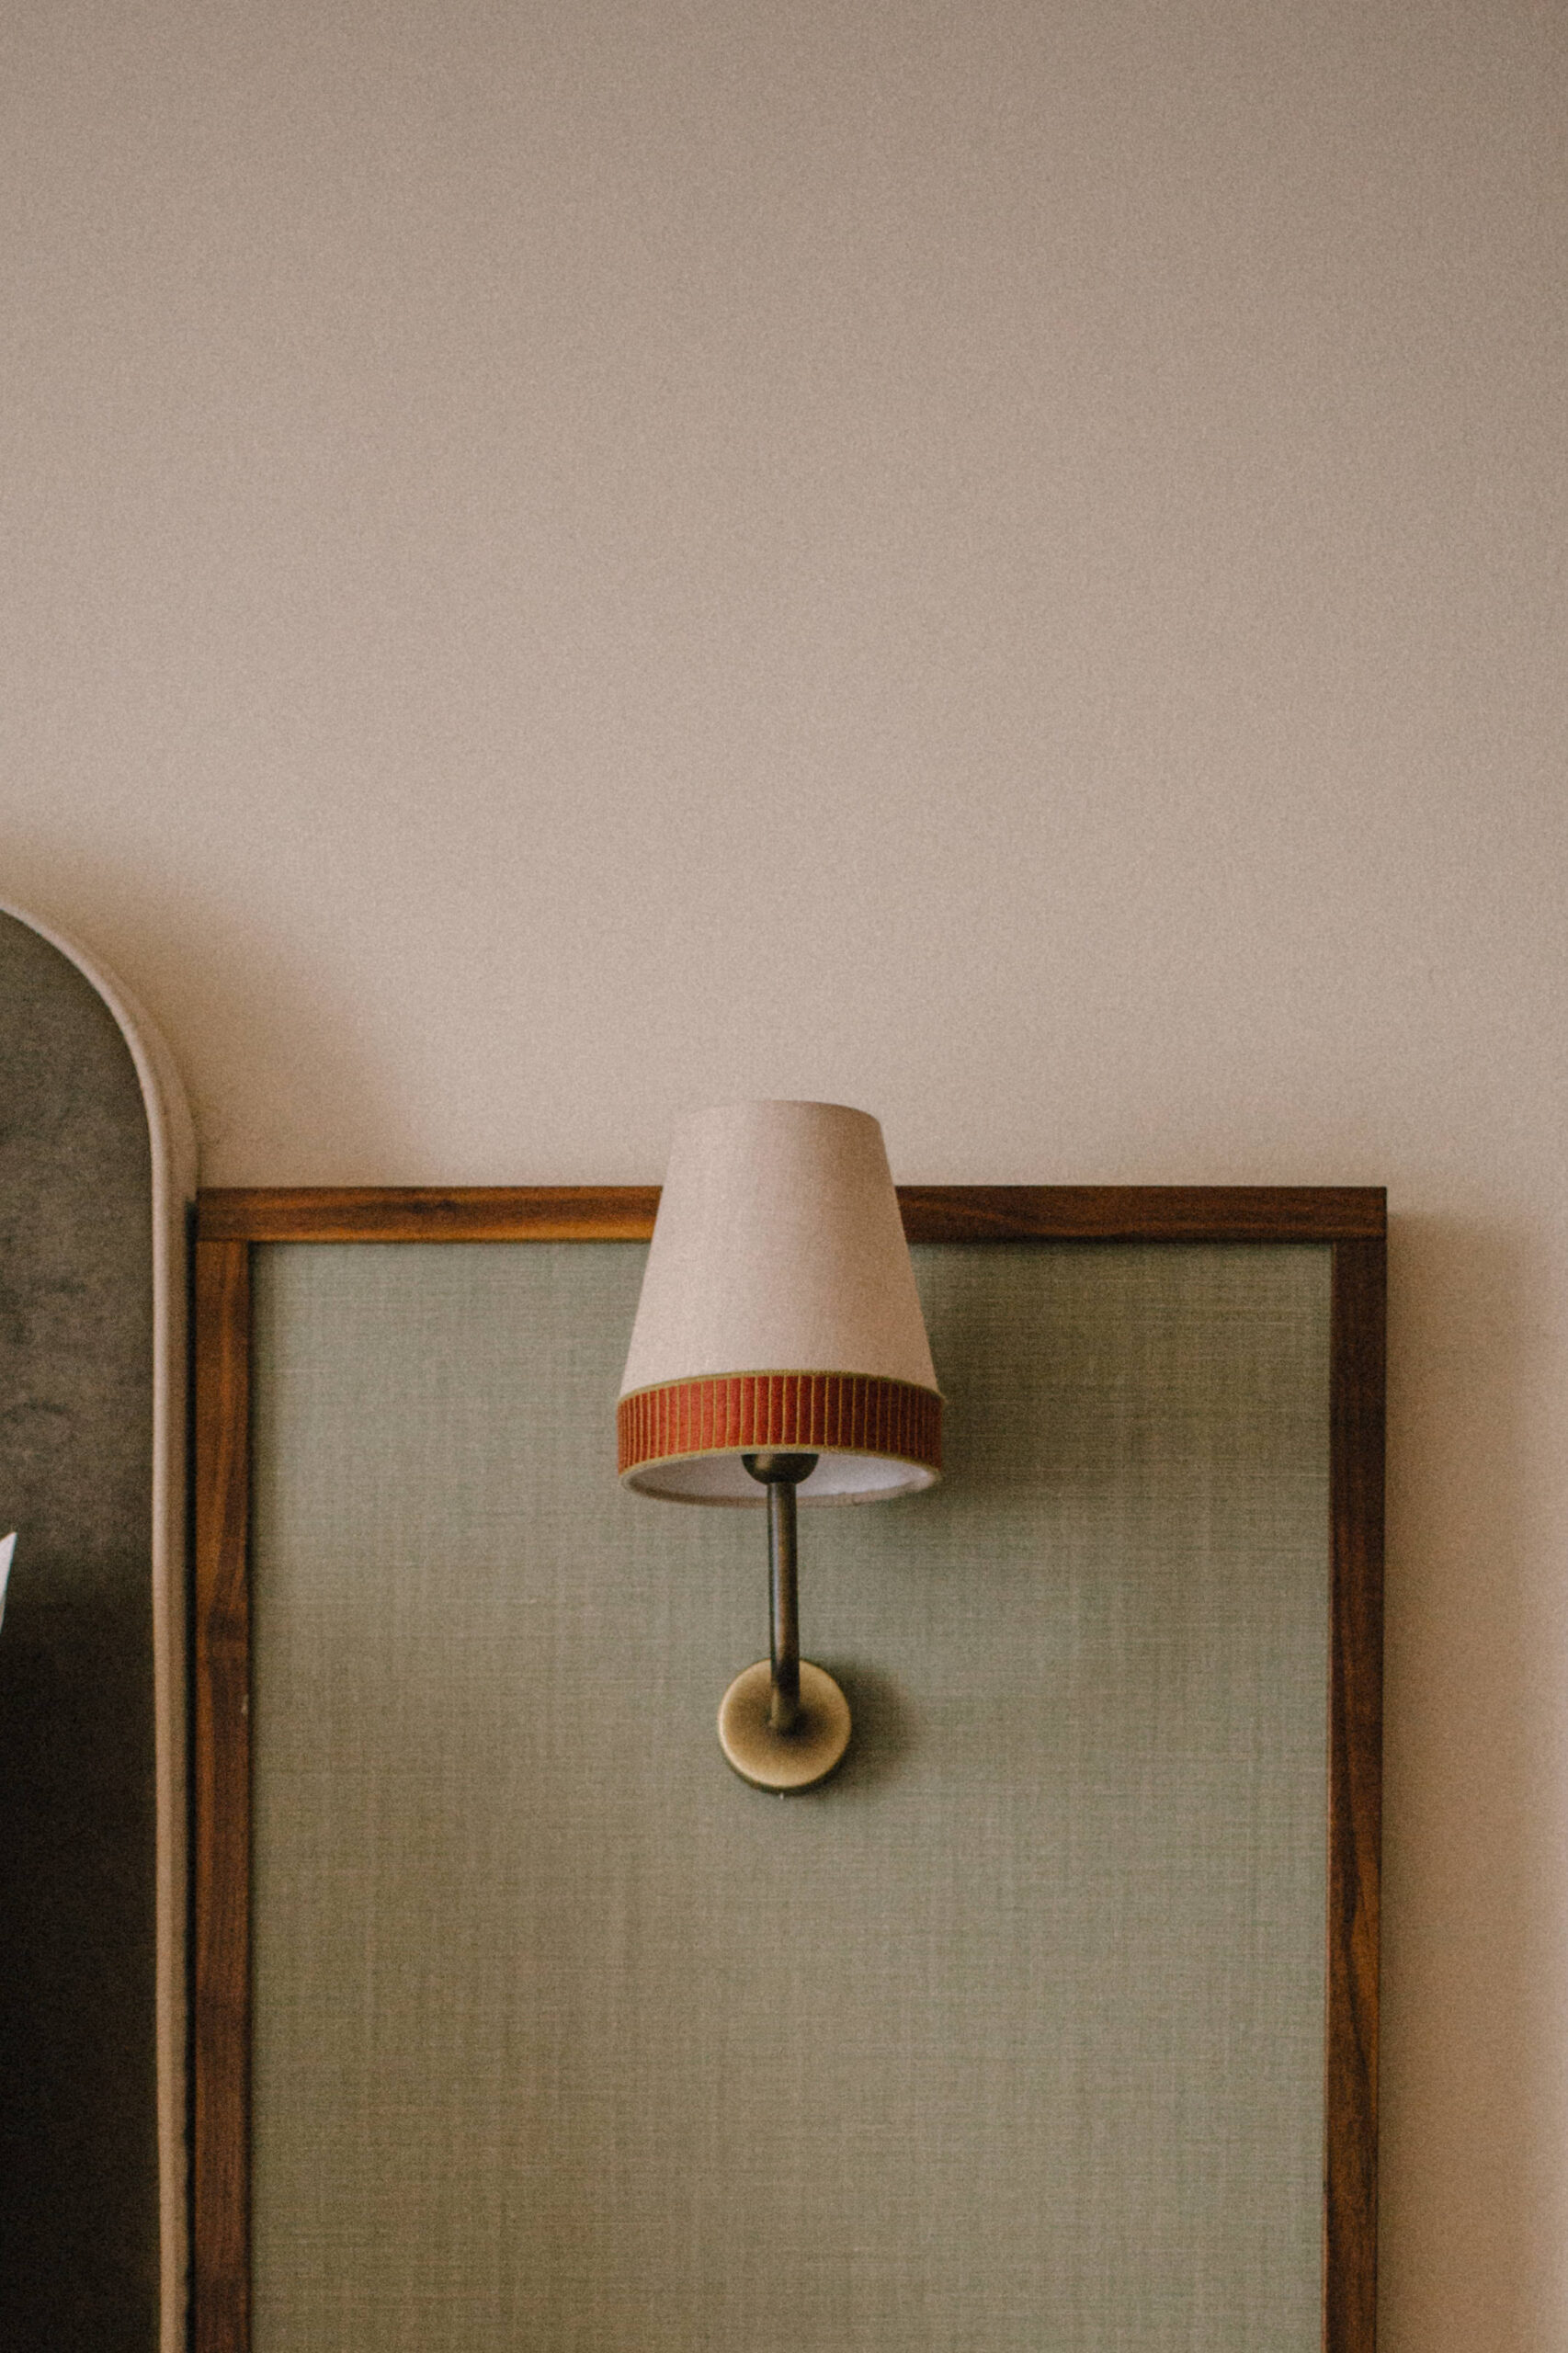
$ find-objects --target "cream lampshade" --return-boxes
[618,1099,941,1504]
[618,1100,941,1790]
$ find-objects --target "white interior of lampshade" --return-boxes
[621,1449,939,1504]
[619,1099,938,1397]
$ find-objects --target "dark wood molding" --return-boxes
[188,1187,1384,2353]
[1324,1233,1386,2351]
[197,1187,662,1243]
[192,1239,253,2353]
[897,1185,1385,1244]
[197,1183,1385,1246]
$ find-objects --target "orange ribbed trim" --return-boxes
[618,1371,941,1478]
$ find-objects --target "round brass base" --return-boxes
[717,1660,852,1793]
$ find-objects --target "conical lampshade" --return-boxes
[618,1099,941,1504]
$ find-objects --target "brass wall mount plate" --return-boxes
[717,1659,852,1792]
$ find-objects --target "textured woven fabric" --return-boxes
[0,912,161,2352]
[251,1240,1330,2353]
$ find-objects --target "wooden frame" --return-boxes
[191,1185,1385,2353]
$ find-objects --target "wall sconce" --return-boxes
[617,1101,942,1791]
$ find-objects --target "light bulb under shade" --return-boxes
[617,1100,942,1506]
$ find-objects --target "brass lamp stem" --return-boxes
[766,1478,801,1733]
[724,1449,846,1791]
[743,1451,817,1736]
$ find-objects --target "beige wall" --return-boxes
[2,3,1562,2343]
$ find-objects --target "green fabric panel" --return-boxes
[0,912,159,2350]
[251,1240,1329,2353]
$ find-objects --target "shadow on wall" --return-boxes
[0,826,411,1184]
[813,1661,916,1794]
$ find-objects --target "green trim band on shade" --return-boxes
[618,1370,942,1479]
